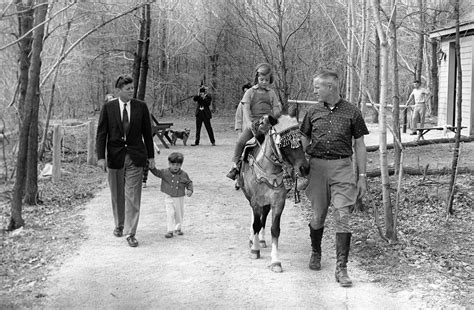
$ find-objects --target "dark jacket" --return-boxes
[193,94,213,120]
[96,98,154,169]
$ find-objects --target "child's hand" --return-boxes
[186,189,193,197]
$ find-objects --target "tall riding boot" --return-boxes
[335,232,352,287]
[309,225,324,270]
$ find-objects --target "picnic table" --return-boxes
[415,125,466,141]
[151,114,173,149]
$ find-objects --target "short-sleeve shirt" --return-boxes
[300,99,369,159]
[150,168,193,197]
[241,85,280,122]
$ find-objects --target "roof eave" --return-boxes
[430,22,474,39]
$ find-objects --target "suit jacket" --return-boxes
[96,98,154,169]
[193,94,213,120]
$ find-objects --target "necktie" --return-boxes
[123,103,129,134]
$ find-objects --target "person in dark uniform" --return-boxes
[191,86,215,146]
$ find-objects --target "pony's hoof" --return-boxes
[269,262,283,273]
[259,240,267,248]
[250,249,260,259]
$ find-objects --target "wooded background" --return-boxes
[1,0,469,125]
[1,1,472,233]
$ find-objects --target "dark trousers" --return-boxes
[195,116,215,145]
[108,154,144,236]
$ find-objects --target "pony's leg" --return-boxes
[248,208,254,248]
[269,208,283,273]
[259,207,270,248]
[249,209,262,259]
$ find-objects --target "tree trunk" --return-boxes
[367,165,472,177]
[159,7,168,112]
[360,0,370,116]
[415,0,424,81]
[132,6,146,99]
[389,2,401,175]
[16,0,34,122]
[366,135,474,152]
[9,0,48,230]
[345,0,352,100]
[447,0,462,215]
[371,0,396,241]
[373,27,380,123]
[137,3,151,101]
[430,12,439,116]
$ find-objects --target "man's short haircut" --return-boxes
[168,152,184,164]
[413,80,421,84]
[199,87,207,93]
[115,75,133,89]
[314,70,339,82]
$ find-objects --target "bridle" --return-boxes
[266,125,303,177]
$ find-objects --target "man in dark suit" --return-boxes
[191,86,216,146]
[96,75,155,247]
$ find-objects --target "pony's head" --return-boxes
[270,115,309,178]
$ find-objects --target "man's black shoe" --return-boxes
[191,143,199,146]
[127,234,138,247]
[113,226,123,237]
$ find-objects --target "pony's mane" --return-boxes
[273,114,299,134]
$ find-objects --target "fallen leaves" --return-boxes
[0,159,105,308]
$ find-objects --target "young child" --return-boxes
[226,63,282,180]
[150,152,193,238]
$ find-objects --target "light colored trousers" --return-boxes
[108,154,144,236]
[411,103,426,129]
[305,157,356,233]
[164,195,184,232]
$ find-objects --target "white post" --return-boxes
[52,125,62,182]
[87,119,96,165]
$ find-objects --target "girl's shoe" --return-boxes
[226,167,239,180]
[164,232,174,238]
[175,230,184,236]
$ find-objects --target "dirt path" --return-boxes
[39,119,429,309]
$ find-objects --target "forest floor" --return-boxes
[0,114,472,309]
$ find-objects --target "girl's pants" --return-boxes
[164,195,184,232]
[232,127,254,163]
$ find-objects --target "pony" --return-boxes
[238,114,309,273]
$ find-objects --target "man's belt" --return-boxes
[315,155,351,160]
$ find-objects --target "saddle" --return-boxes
[242,137,258,162]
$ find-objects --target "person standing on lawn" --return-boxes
[406,80,431,135]
[96,75,155,247]
[191,86,216,146]
[300,70,369,287]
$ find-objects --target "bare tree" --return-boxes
[9,0,48,230]
[415,0,424,81]
[447,0,462,216]
[389,1,401,175]
[371,0,396,241]
[228,0,310,110]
